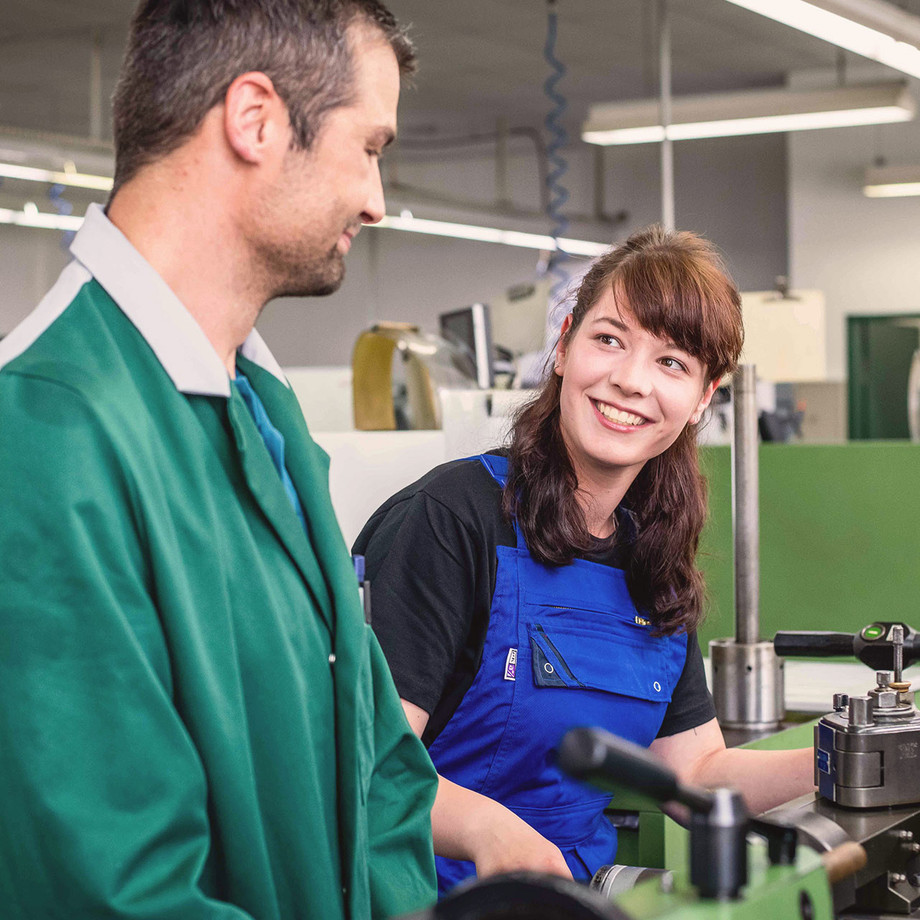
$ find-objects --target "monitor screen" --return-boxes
[439,303,494,389]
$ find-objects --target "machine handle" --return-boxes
[774,622,920,671]
[773,631,855,658]
[822,842,868,885]
[558,727,713,814]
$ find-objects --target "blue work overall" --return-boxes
[427,453,688,895]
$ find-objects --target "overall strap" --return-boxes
[476,452,509,486]
[475,454,525,548]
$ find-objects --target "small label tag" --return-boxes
[634,615,651,626]
[504,648,518,681]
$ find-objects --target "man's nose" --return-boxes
[360,162,386,225]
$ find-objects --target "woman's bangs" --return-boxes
[617,261,739,380]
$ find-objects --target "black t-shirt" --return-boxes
[353,453,716,747]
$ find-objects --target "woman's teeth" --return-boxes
[595,401,645,426]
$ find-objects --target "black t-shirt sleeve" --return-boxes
[655,631,716,738]
[356,489,480,715]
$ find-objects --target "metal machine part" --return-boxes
[769,793,920,918]
[767,620,920,916]
[710,364,785,731]
[710,638,785,730]
[777,622,920,810]
[590,865,673,899]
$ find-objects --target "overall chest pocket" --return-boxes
[527,618,675,704]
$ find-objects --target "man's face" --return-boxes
[253,24,400,298]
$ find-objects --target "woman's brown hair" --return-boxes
[503,225,744,635]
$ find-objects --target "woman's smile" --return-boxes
[590,398,650,429]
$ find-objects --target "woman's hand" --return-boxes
[400,698,572,880]
[462,791,573,880]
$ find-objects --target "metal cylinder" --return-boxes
[710,639,784,729]
[591,864,673,899]
[848,695,873,727]
[732,364,759,645]
[690,788,748,900]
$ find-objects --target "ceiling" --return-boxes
[4,0,920,146]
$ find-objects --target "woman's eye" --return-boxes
[597,334,621,347]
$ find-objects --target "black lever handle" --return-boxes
[558,727,713,814]
[774,622,920,671]
[774,631,855,658]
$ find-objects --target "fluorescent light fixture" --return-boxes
[0,206,83,231]
[0,206,610,257]
[725,0,920,79]
[0,161,113,191]
[374,214,609,256]
[863,163,920,196]
[582,80,914,145]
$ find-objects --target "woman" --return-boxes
[353,226,813,894]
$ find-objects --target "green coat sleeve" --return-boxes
[365,635,438,919]
[0,374,252,920]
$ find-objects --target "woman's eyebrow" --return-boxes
[591,315,630,332]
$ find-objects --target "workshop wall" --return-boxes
[698,442,920,650]
[789,69,920,382]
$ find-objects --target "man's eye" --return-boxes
[661,357,687,372]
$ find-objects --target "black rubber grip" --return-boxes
[773,631,855,658]
[558,727,712,813]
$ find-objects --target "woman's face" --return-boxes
[555,287,718,488]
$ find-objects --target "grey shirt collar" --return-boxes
[70,203,287,397]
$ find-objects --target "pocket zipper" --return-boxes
[541,604,650,628]
[535,624,586,688]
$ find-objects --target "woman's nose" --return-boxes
[609,354,652,398]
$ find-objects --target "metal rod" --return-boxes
[89,30,103,141]
[593,146,605,222]
[732,364,760,645]
[496,117,510,208]
[658,0,675,231]
[893,624,904,683]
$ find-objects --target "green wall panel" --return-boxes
[697,443,920,651]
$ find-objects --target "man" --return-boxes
[0,2,436,918]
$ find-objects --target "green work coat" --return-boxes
[0,205,437,920]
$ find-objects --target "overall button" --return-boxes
[544,663,555,674]
[653,681,662,693]
[329,653,337,665]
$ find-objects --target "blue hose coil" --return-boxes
[543,3,570,295]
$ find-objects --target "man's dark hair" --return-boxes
[111,0,415,193]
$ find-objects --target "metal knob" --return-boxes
[833,693,849,712]
[849,695,874,727]
[877,670,893,688]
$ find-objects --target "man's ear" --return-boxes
[554,313,574,377]
[223,71,287,164]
